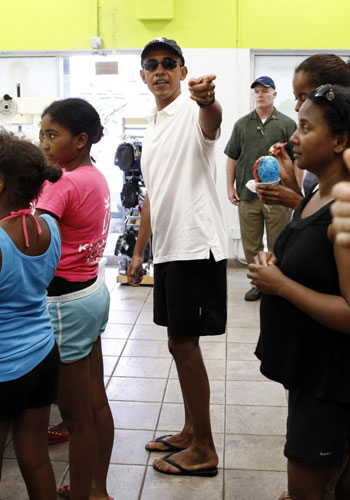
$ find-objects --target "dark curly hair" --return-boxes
[0,129,62,207]
[295,54,350,89]
[42,98,103,145]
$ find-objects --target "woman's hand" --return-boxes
[270,146,294,183]
[343,148,350,170]
[330,182,350,247]
[247,251,286,295]
[253,250,277,266]
[270,145,301,194]
[329,150,350,247]
[256,184,302,209]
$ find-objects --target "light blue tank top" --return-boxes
[0,214,61,382]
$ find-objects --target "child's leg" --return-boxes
[12,406,57,500]
[0,419,10,480]
[88,336,114,498]
[57,358,97,500]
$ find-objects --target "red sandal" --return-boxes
[57,484,114,499]
[279,492,291,500]
[57,484,70,499]
[47,426,69,445]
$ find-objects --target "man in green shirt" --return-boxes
[225,76,297,301]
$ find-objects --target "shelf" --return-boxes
[117,273,154,286]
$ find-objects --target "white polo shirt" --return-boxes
[141,91,228,264]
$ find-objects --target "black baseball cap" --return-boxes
[251,76,276,90]
[141,37,185,66]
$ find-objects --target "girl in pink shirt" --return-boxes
[37,98,114,500]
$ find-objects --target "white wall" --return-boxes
[0,56,60,98]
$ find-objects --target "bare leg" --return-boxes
[57,358,97,500]
[0,419,10,480]
[145,399,193,451]
[153,336,218,473]
[12,406,57,500]
[287,459,340,500]
[88,337,114,500]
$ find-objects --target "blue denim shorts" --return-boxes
[47,278,110,363]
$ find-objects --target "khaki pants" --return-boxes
[238,198,291,265]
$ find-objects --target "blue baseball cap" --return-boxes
[251,76,276,90]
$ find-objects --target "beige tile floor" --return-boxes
[0,261,289,500]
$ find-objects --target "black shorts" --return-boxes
[0,344,60,420]
[153,253,227,338]
[284,389,350,467]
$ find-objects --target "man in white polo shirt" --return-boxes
[127,38,227,477]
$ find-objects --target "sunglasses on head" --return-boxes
[314,83,335,101]
[143,57,179,72]
[314,83,350,132]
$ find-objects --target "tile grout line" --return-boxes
[135,290,173,499]
[105,286,153,387]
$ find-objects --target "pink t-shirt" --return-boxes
[37,165,111,281]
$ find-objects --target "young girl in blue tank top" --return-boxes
[0,130,62,499]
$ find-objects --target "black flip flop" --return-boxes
[145,434,186,452]
[152,453,218,477]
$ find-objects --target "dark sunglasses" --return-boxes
[314,83,335,101]
[143,57,179,72]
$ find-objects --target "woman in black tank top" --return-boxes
[248,86,350,499]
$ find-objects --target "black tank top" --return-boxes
[255,190,350,403]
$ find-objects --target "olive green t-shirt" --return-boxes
[224,108,297,201]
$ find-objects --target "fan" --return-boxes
[0,95,17,117]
